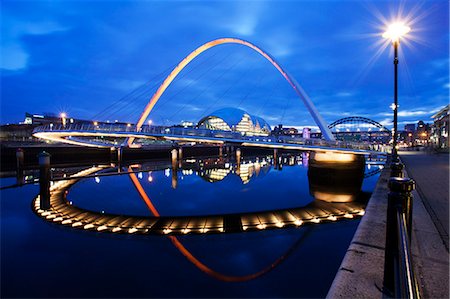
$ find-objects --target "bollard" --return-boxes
[38,152,51,210]
[16,148,24,185]
[390,161,404,178]
[383,177,416,296]
[391,155,400,163]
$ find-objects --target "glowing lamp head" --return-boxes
[382,22,411,43]
[60,112,67,118]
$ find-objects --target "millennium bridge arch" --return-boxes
[127,37,335,145]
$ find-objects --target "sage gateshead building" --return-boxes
[197,107,271,136]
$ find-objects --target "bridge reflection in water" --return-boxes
[32,151,382,282]
[33,151,380,236]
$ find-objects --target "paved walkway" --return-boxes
[400,150,449,250]
[327,152,449,298]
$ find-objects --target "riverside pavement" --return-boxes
[327,150,449,298]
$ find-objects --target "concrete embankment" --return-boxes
[327,153,449,298]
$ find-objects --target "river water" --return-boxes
[1,151,383,298]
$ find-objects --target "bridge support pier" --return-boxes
[178,147,183,161]
[171,167,178,189]
[273,149,279,169]
[236,148,241,174]
[236,148,241,163]
[16,148,24,185]
[38,152,51,210]
[171,148,178,169]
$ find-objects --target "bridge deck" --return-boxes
[33,124,387,156]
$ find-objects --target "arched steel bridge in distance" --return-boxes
[327,116,391,144]
[328,116,390,132]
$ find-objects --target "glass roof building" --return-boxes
[198,108,271,136]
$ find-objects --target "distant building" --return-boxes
[1,112,131,143]
[0,124,35,142]
[180,121,194,128]
[302,128,311,139]
[416,120,431,145]
[431,104,449,149]
[404,123,415,132]
[197,108,271,136]
[271,124,299,136]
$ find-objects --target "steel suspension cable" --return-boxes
[165,50,249,123]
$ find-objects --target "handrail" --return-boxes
[383,176,420,299]
[396,211,420,298]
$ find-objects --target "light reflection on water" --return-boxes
[68,153,381,217]
[1,151,384,298]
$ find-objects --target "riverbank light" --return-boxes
[382,22,411,43]
[382,21,411,159]
[60,112,67,126]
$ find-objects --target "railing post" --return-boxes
[38,151,51,210]
[383,177,416,297]
[390,161,404,178]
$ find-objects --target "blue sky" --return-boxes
[1,0,449,131]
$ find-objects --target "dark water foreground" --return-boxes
[1,150,383,298]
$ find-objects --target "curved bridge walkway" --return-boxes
[33,166,366,236]
[33,124,388,155]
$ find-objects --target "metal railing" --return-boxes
[383,175,420,299]
[33,123,391,153]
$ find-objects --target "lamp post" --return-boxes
[60,112,67,128]
[383,22,410,160]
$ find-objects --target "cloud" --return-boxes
[335,92,354,97]
[431,58,450,70]
[378,118,392,126]
[377,108,440,117]
[220,2,265,37]
[1,44,28,71]
[1,14,69,70]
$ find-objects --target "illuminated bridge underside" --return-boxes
[33,129,379,156]
[33,168,365,236]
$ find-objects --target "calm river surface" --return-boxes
[1,152,383,298]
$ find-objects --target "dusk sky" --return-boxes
[1,0,449,131]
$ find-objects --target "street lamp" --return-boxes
[60,112,67,127]
[383,22,411,159]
